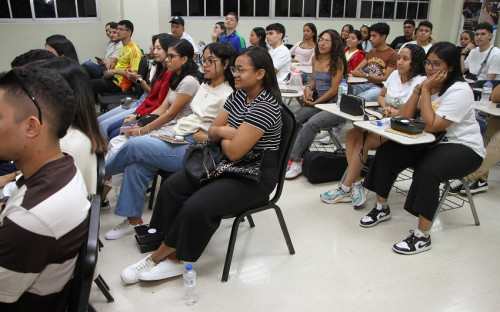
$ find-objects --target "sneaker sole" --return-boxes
[392,244,431,255]
[139,269,184,281]
[359,214,391,228]
[352,194,368,207]
[460,186,488,194]
[285,172,302,179]
[320,195,351,204]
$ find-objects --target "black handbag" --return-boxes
[340,94,365,116]
[138,114,159,127]
[183,141,224,184]
[212,150,264,182]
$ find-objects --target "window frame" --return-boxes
[0,0,100,22]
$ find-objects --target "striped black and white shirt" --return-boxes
[0,155,90,310]
[224,89,282,151]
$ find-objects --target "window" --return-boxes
[171,0,429,19]
[0,0,98,20]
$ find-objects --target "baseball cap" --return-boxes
[169,16,185,26]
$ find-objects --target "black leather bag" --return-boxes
[183,141,224,184]
[213,150,264,182]
[138,114,159,127]
[390,117,426,135]
[340,94,365,116]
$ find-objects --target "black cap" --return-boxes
[169,16,185,26]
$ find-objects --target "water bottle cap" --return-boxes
[186,264,192,270]
[342,79,347,83]
[487,79,492,82]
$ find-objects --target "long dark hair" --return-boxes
[252,27,267,49]
[427,42,465,96]
[400,44,426,80]
[33,57,107,154]
[237,46,282,104]
[349,30,363,51]
[152,34,177,87]
[45,38,79,63]
[169,39,203,90]
[304,23,317,43]
[315,29,348,77]
[203,42,237,89]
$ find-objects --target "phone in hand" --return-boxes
[120,125,133,136]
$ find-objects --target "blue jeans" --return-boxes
[98,93,147,142]
[105,134,195,218]
[350,83,382,102]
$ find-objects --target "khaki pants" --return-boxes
[466,116,500,182]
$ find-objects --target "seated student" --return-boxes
[351,23,397,102]
[359,42,485,255]
[449,83,500,194]
[457,30,475,59]
[98,34,176,142]
[0,67,89,311]
[266,23,291,84]
[340,24,354,48]
[285,29,347,179]
[199,22,225,47]
[360,24,373,53]
[33,57,108,194]
[103,41,230,241]
[461,22,500,83]
[345,30,366,74]
[390,19,416,51]
[44,37,79,62]
[399,21,434,54]
[219,12,246,51]
[249,27,267,49]
[120,46,283,284]
[168,16,199,58]
[83,22,123,78]
[11,49,55,68]
[290,23,317,66]
[321,44,427,206]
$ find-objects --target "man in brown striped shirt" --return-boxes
[0,67,90,311]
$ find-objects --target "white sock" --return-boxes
[376,201,388,210]
[415,228,430,238]
[341,183,351,193]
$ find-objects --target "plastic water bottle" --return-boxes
[480,79,493,106]
[337,79,348,107]
[283,35,289,44]
[183,264,198,306]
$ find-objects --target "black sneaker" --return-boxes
[461,179,488,194]
[448,179,463,194]
[359,203,391,227]
[101,198,110,211]
[392,230,431,255]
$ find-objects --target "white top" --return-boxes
[399,41,433,54]
[384,72,427,107]
[168,31,199,55]
[464,46,500,80]
[104,40,123,61]
[269,44,291,84]
[173,81,233,136]
[432,81,485,157]
[60,127,97,194]
[289,41,315,65]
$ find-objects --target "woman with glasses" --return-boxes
[285,29,347,179]
[321,44,427,207]
[360,24,373,53]
[290,23,317,66]
[358,42,484,255]
[121,46,283,284]
[345,30,366,73]
[104,41,235,241]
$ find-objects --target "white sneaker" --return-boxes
[314,130,329,141]
[351,182,369,207]
[318,135,333,145]
[285,161,302,179]
[104,218,138,240]
[139,258,184,281]
[121,256,156,284]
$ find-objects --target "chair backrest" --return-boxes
[132,57,149,98]
[270,104,299,204]
[96,152,105,197]
[67,194,100,312]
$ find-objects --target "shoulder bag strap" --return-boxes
[476,46,494,79]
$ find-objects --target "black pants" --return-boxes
[363,141,483,221]
[150,151,279,262]
[90,77,121,95]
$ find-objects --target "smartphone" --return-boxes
[119,125,133,136]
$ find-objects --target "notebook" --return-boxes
[151,134,190,144]
[385,127,425,139]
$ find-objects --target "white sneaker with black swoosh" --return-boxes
[392,229,431,255]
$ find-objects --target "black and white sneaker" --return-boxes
[448,179,463,194]
[392,230,431,255]
[359,203,391,228]
[461,179,488,194]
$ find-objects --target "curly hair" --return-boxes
[400,44,426,80]
[314,29,348,78]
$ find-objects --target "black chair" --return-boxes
[435,179,480,226]
[220,104,298,282]
[148,170,174,210]
[67,195,100,312]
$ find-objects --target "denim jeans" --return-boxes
[98,93,147,142]
[290,106,345,161]
[350,83,382,102]
[105,134,195,218]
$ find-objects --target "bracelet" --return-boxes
[138,128,141,136]
[147,125,150,134]
[413,85,422,95]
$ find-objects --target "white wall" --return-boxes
[0,0,466,71]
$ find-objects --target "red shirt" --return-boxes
[134,70,172,117]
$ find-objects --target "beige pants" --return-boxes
[466,116,500,182]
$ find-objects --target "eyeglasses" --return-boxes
[116,27,130,32]
[167,53,181,61]
[230,66,255,76]
[317,38,332,45]
[423,60,443,69]
[4,70,43,124]
[200,56,219,66]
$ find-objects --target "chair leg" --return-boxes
[94,275,114,302]
[461,178,480,226]
[88,303,97,312]
[221,215,246,283]
[148,173,159,210]
[246,215,255,227]
[433,181,450,223]
[273,206,295,255]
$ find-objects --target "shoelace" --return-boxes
[402,230,418,244]
[449,180,463,189]
[134,257,155,273]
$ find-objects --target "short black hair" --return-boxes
[404,19,415,26]
[226,12,238,22]
[118,20,134,34]
[45,34,66,45]
[417,20,433,31]
[475,22,494,33]
[266,23,286,39]
[11,49,56,68]
[369,22,390,37]
[108,22,118,29]
[0,67,75,139]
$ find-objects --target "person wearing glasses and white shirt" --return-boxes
[266,23,291,84]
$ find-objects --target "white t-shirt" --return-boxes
[269,44,291,84]
[384,71,426,108]
[464,46,500,80]
[431,81,485,157]
[168,31,199,55]
[399,41,433,54]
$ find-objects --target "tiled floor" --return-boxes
[92,102,500,311]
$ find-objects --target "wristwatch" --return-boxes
[135,113,141,119]
[136,77,143,84]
